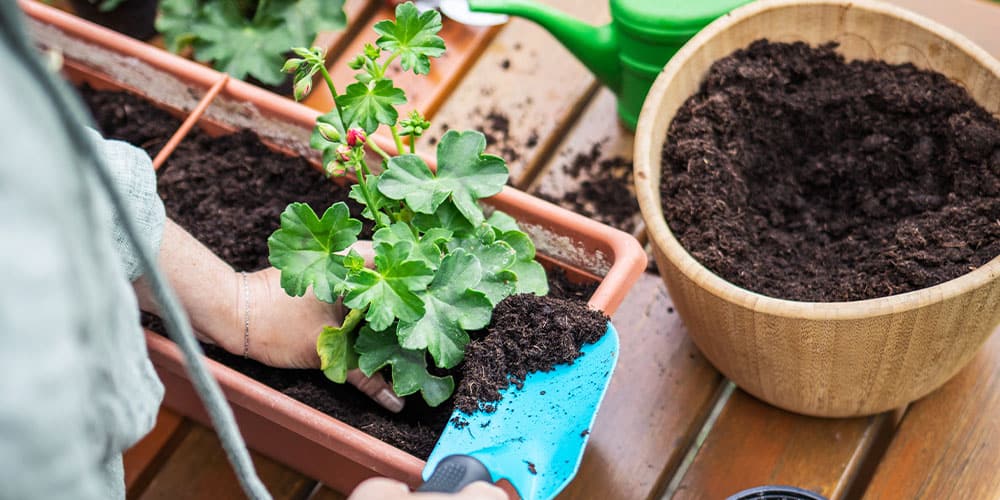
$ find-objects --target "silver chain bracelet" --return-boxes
[241,271,250,359]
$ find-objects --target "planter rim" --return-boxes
[635,0,1000,321]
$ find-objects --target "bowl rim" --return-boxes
[634,0,1000,321]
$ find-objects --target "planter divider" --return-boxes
[152,75,229,170]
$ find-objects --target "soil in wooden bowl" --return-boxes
[82,88,609,459]
[661,40,1000,302]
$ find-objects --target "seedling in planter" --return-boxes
[269,2,548,406]
[157,0,346,85]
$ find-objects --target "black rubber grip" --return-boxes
[417,455,493,493]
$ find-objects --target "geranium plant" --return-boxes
[268,2,548,406]
[157,0,346,85]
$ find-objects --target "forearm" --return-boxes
[134,218,242,354]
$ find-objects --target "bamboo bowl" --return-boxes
[634,0,1000,417]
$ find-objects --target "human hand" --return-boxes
[235,241,404,411]
[136,222,403,411]
[348,478,505,500]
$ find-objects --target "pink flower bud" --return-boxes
[336,144,352,162]
[346,128,367,147]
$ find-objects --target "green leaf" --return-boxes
[379,131,508,226]
[268,202,362,302]
[497,230,549,296]
[412,200,476,237]
[157,0,346,85]
[373,2,445,75]
[450,229,518,305]
[487,210,521,233]
[343,241,433,331]
[339,79,407,134]
[355,326,454,406]
[259,0,346,39]
[348,174,393,227]
[157,0,201,53]
[373,222,451,270]
[189,2,297,85]
[316,308,364,383]
[397,249,492,369]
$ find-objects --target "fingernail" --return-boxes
[376,388,405,413]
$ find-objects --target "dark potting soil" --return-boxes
[155,128,372,271]
[661,40,1000,302]
[453,294,609,415]
[77,85,182,157]
[83,88,604,458]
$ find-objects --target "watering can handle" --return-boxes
[417,454,493,493]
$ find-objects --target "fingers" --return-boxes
[348,478,409,499]
[347,368,405,413]
[348,478,506,500]
[345,240,376,268]
[454,482,507,500]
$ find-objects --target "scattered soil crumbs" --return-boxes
[156,128,372,271]
[661,40,1000,302]
[453,294,609,415]
[538,140,639,233]
[482,110,520,163]
[77,85,182,157]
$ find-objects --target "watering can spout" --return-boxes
[468,0,621,92]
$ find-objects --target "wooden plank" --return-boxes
[308,485,348,500]
[302,4,500,120]
[559,273,723,499]
[420,0,609,187]
[861,330,1000,499]
[123,408,187,493]
[138,425,316,500]
[527,88,641,235]
[671,391,898,500]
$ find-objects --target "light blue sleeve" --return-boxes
[85,128,166,281]
[0,44,105,500]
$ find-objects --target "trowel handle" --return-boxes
[418,455,493,493]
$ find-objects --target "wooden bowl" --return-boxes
[634,0,1000,417]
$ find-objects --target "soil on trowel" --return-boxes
[77,85,182,157]
[84,88,605,458]
[453,294,609,416]
[661,40,1000,302]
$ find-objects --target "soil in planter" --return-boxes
[82,89,606,458]
[661,40,1000,302]
[77,85,182,158]
[155,127,373,270]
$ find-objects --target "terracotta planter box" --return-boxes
[23,1,647,494]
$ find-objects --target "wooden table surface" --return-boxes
[103,0,1000,498]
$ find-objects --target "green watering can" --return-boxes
[466,0,753,130]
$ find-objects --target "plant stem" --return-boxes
[379,52,400,78]
[390,126,405,155]
[409,136,416,155]
[319,65,347,126]
[353,164,384,229]
[252,0,268,24]
[366,138,392,163]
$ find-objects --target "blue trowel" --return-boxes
[417,322,620,499]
